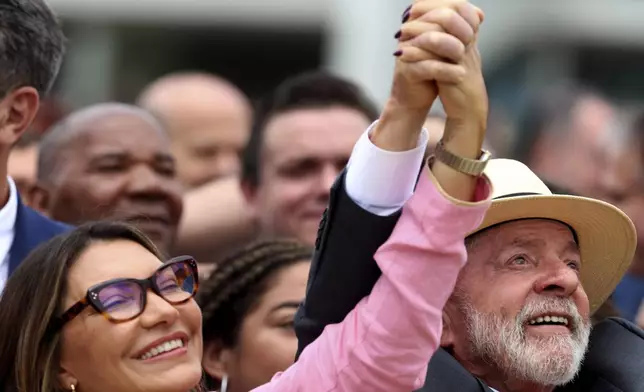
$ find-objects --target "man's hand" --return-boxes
[373,1,488,201]
[394,1,483,112]
[371,1,484,153]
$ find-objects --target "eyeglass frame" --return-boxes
[53,255,199,330]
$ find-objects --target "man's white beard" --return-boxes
[458,296,592,387]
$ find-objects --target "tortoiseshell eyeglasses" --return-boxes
[55,256,199,329]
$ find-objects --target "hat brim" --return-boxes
[471,195,637,314]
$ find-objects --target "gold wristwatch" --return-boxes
[433,140,492,176]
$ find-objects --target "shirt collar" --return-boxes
[0,177,19,234]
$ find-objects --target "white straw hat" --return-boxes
[472,159,637,313]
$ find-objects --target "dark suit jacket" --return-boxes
[7,194,72,276]
[294,170,644,392]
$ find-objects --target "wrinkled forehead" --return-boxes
[465,219,579,261]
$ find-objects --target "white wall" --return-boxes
[48,0,326,27]
[49,0,644,107]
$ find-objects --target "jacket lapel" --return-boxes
[8,194,36,275]
[416,349,491,391]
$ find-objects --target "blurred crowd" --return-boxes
[13,53,644,327]
[0,1,643,392]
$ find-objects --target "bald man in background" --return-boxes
[137,72,252,189]
[32,103,184,256]
[137,72,255,270]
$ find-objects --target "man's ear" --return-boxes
[28,182,52,215]
[440,305,457,348]
[202,340,234,383]
[0,87,39,146]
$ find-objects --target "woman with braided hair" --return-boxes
[197,240,312,392]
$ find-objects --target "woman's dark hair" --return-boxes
[198,240,313,348]
[0,221,162,392]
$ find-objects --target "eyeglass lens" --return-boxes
[97,260,196,321]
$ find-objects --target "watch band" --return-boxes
[433,140,491,176]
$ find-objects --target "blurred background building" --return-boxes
[49,0,644,145]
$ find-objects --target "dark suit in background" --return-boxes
[294,171,644,392]
[7,194,71,276]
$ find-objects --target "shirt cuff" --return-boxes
[346,121,429,216]
[425,158,492,205]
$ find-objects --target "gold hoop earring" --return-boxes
[70,384,76,392]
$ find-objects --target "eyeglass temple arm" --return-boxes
[53,297,91,330]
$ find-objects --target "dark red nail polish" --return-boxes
[393,50,403,57]
[402,12,410,23]
[402,5,412,17]
[394,30,402,39]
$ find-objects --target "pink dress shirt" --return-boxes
[252,166,492,392]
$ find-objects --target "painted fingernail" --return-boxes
[394,30,402,39]
[393,50,403,57]
[402,5,412,17]
[402,12,410,23]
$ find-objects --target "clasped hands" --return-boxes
[391,0,487,129]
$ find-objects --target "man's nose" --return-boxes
[533,260,581,299]
[318,165,340,193]
[127,165,170,197]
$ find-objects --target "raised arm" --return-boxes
[256,1,490,391]
[294,0,488,359]
[258,165,490,392]
[294,126,426,358]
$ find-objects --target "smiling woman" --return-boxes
[0,222,205,392]
[197,240,312,392]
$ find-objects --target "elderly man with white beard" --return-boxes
[293,0,643,391]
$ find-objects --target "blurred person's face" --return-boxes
[442,220,591,389]
[32,113,183,256]
[597,143,644,275]
[204,261,310,392]
[166,92,250,189]
[59,240,203,392]
[243,106,368,246]
[531,97,614,197]
[637,300,644,329]
[8,144,38,196]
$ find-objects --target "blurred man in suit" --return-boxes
[0,0,71,292]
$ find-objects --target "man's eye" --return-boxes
[512,256,528,265]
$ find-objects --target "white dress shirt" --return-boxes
[345,122,429,215]
[0,177,19,294]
